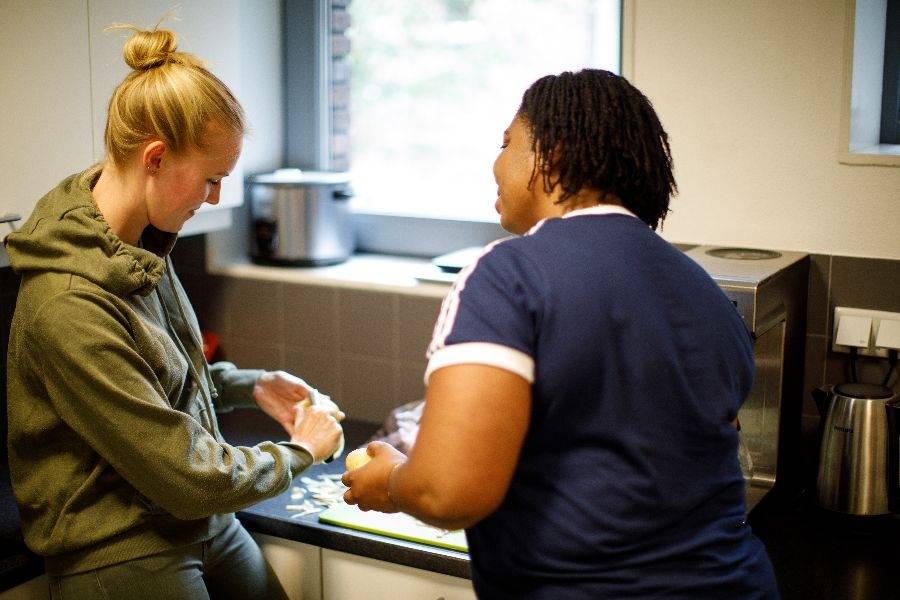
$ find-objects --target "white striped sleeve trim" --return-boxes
[427,238,508,357]
[424,342,535,385]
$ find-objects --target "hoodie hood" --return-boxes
[5,169,177,297]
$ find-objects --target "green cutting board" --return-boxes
[318,503,468,553]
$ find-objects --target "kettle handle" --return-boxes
[887,401,900,513]
[811,386,832,417]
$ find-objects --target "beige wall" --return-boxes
[629,0,900,259]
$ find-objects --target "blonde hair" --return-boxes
[103,24,245,167]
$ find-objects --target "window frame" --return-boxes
[839,0,900,165]
[880,0,899,144]
[285,0,629,257]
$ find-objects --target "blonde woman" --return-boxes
[4,26,342,599]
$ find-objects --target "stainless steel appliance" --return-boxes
[683,246,809,511]
[248,169,354,266]
[813,383,898,515]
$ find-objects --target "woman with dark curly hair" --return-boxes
[344,69,778,599]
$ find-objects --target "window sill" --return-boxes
[840,144,900,166]
[208,254,453,299]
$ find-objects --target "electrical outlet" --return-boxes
[833,307,900,357]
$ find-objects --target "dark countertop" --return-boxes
[2,409,896,595]
[218,410,471,580]
[748,490,900,600]
[220,409,900,598]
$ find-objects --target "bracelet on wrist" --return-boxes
[386,462,403,510]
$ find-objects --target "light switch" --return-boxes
[835,314,872,348]
[875,319,900,351]
[833,307,900,357]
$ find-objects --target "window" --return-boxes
[346,0,622,222]
[881,0,899,143]
[841,0,900,164]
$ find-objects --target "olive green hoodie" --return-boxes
[5,170,312,575]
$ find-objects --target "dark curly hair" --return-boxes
[518,69,676,230]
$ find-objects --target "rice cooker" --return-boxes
[248,169,354,266]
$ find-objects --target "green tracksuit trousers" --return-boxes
[47,518,288,600]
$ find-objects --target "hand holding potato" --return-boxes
[290,404,343,464]
[341,441,407,513]
[345,447,372,471]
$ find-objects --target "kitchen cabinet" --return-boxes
[0,0,245,269]
[251,533,322,600]
[0,0,95,267]
[322,549,476,600]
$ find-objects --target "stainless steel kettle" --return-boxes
[813,383,899,515]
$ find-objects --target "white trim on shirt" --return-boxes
[428,237,509,356]
[427,204,638,368]
[425,342,535,385]
[561,204,639,219]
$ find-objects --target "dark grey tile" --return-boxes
[283,284,339,349]
[824,350,891,390]
[397,295,442,361]
[338,289,398,358]
[183,274,230,337]
[284,345,342,400]
[339,354,396,423]
[217,336,284,371]
[170,234,207,276]
[395,360,427,406]
[829,256,900,322]
[806,254,830,336]
[799,412,824,486]
[802,335,828,416]
[224,278,285,344]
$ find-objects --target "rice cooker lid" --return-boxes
[249,168,351,186]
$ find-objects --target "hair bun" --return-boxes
[122,28,178,71]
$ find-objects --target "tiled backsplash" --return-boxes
[804,254,900,400]
[800,254,900,435]
[2,236,898,472]
[171,237,438,423]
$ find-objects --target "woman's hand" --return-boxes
[290,404,344,464]
[342,441,407,513]
[253,371,344,436]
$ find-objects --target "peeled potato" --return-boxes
[345,447,371,471]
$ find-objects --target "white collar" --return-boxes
[524,204,641,236]
[561,204,638,219]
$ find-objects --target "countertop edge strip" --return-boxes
[237,510,471,580]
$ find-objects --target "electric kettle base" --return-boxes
[811,504,900,535]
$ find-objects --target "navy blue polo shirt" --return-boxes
[425,207,778,599]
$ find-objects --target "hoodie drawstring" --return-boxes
[156,257,218,408]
